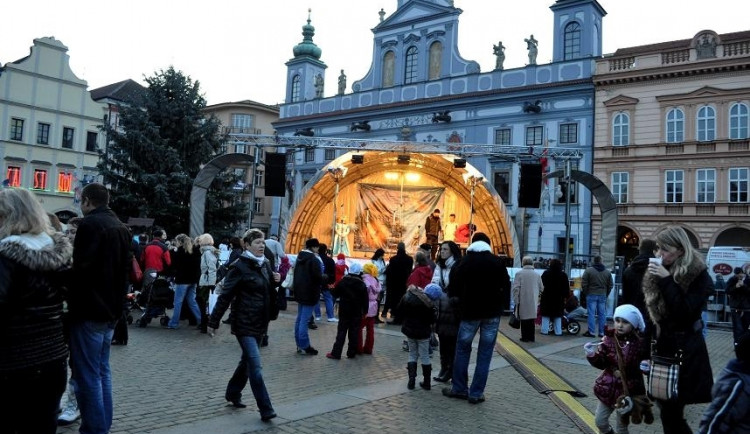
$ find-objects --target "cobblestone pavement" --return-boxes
[56,304,734,434]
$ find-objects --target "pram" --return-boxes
[134,272,173,327]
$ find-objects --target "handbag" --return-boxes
[130,257,143,283]
[647,351,682,401]
[508,308,521,329]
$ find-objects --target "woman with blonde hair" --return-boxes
[358,262,382,354]
[167,234,202,329]
[643,225,713,434]
[197,233,219,333]
[0,188,73,433]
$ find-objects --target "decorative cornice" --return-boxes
[602,95,639,107]
[595,58,750,86]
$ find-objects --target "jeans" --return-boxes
[540,316,562,335]
[69,320,115,434]
[168,283,202,328]
[295,304,316,349]
[451,317,500,399]
[407,338,431,365]
[322,290,335,319]
[0,358,67,434]
[225,335,274,417]
[586,294,607,335]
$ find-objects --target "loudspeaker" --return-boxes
[265,152,286,197]
[518,163,542,208]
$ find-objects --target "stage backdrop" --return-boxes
[355,184,444,253]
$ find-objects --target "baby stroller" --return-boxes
[135,272,173,327]
[546,310,586,335]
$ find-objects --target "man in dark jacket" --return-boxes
[424,209,442,260]
[293,238,323,355]
[385,242,414,325]
[621,239,657,342]
[443,232,510,404]
[581,255,613,338]
[68,183,132,434]
[326,262,368,360]
[727,267,750,344]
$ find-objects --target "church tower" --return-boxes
[284,10,327,103]
[549,0,606,62]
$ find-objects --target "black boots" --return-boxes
[407,362,417,390]
[420,365,432,390]
[433,364,452,383]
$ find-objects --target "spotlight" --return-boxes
[453,158,466,168]
[397,155,411,165]
[351,154,364,164]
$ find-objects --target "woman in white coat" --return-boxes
[197,233,218,333]
[512,256,543,343]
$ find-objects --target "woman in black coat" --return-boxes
[643,226,713,434]
[207,229,280,422]
[540,259,569,336]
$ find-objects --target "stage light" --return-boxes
[397,155,410,164]
[351,154,364,164]
[453,158,466,168]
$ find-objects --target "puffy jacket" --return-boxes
[587,330,648,407]
[208,254,274,337]
[331,274,368,320]
[141,239,171,272]
[363,274,381,318]
[398,287,435,340]
[407,264,433,289]
[581,263,613,297]
[699,359,750,434]
[434,290,460,337]
[450,241,510,320]
[0,232,72,372]
[199,246,218,287]
[293,250,323,305]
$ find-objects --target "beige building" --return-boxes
[0,37,104,221]
[593,30,750,259]
[203,100,280,234]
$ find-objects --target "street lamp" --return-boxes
[327,166,346,247]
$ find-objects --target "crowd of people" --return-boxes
[2,184,747,433]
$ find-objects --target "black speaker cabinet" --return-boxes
[265,152,286,197]
[518,163,542,208]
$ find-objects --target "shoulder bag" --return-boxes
[647,345,682,401]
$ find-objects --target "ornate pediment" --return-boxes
[377,0,457,30]
[602,95,640,107]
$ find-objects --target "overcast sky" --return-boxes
[2,0,746,106]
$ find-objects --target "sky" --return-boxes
[2,0,747,107]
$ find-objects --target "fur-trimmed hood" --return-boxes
[0,232,73,271]
[642,254,706,323]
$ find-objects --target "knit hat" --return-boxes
[337,253,346,260]
[613,304,645,333]
[362,263,378,277]
[348,262,363,275]
[424,283,442,301]
[735,267,745,275]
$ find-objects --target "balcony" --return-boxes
[221,127,262,135]
[665,205,684,215]
[729,204,749,216]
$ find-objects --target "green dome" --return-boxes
[292,10,322,59]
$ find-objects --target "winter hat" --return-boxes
[337,253,346,260]
[348,262,363,275]
[362,263,379,277]
[735,267,745,275]
[613,304,645,333]
[424,283,442,301]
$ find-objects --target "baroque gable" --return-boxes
[602,95,639,107]
[377,1,457,29]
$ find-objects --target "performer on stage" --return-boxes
[333,217,351,256]
[443,213,458,242]
[424,209,442,260]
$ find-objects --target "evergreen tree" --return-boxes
[98,66,247,237]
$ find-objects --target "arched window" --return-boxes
[382,51,395,87]
[697,105,716,141]
[428,42,442,80]
[666,108,684,143]
[612,112,630,146]
[404,46,419,84]
[564,22,581,60]
[729,102,749,139]
[291,75,301,102]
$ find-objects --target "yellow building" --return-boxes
[0,37,104,221]
[593,30,750,259]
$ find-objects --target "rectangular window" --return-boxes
[86,131,98,152]
[6,166,21,187]
[665,170,684,203]
[525,126,543,146]
[555,180,578,204]
[33,169,48,190]
[304,148,315,163]
[254,169,263,186]
[493,171,510,203]
[559,123,578,144]
[235,143,246,154]
[494,128,511,146]
[253,197,263,214]
[62,127,74,149]
[37,123,50,145]
[231,114,254,130]
[10,118,24,141]
[696,169,716,203]
[58,172,73,193]
[611,172,629,203]
[324,149,336,161]
[729,167,749,203]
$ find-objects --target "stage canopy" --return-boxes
[283,151,519,263]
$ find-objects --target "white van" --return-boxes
[706,246,750,276]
